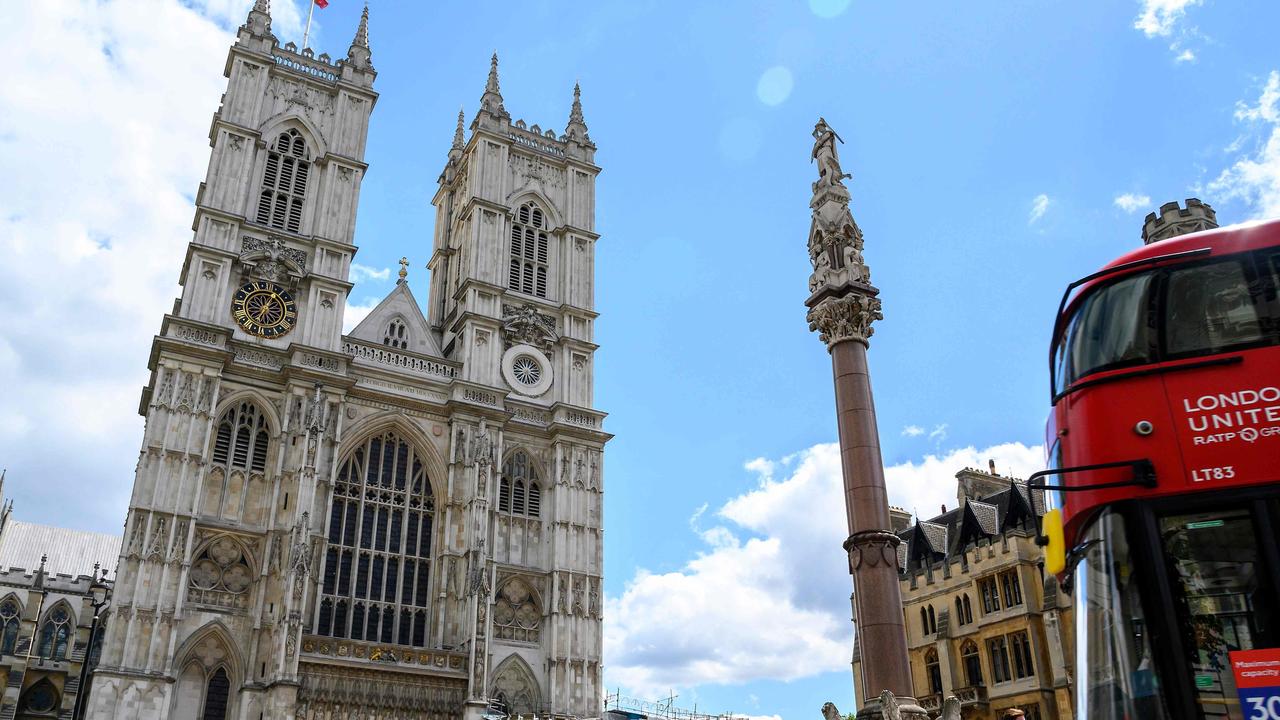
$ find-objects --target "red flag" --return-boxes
[314,0,328,7]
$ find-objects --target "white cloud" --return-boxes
[1134,0,1201,38]
[928,423,948,443]
[1133,1,1205,62]
[1114,193,1152,213]
[0,1,242,531]
[901,425,925,437]
[350,263,392,282]
[604,441,1043,699]
[0,1,352,532]
[1029,194,1050,224]
[1210,71,1280,220]
[343,298,381,333]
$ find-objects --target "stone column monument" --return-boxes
[803,119,926,720]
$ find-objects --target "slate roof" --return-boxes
[899,479,1043,574]
[0,521,121,579]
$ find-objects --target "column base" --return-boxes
[855,693,930,720]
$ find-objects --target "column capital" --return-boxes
[806,292,882,348]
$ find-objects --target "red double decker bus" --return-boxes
[1036,217,1280,720]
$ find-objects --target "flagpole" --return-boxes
[302,0,316,49]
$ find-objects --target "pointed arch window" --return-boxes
[508,203,549,298]
[383,318,408,349]
[255,129,311,234]
[318,430,435,648]
[202,666,231,720]
[961,640,983,687]
[925,647,943,694]
[211,402,270,473]
[499,451,542,518]
[36,604,72,660]
[0,598,20,655]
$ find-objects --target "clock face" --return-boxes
[231,280,297,338]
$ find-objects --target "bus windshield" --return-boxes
[1053,252,1277,395]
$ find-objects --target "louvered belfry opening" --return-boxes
[317,431,436,648]
[255,129,310,234]
[212,402,270,473]
[499,451,542,518]
[508,203,549,298]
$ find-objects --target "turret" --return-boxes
[1141,198,1219,245]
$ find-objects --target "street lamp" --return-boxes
[71,564,110,720]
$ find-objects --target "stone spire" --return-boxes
[347,3,373,70]
[452,107,466,151]
[802,118,924,720]
[565,82,591,143]
[479,53,509,120]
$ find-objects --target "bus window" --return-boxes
[1075,511,1168,720]
[1160,509,1266,720]
[1057,272,1155,388]
[1164,260,1264,357]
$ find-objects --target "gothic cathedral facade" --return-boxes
[87,4,608,719]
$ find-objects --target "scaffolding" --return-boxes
[603,691,743,720]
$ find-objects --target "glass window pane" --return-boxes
[1065,272,1155,385]
[1160,509,1265,720]
[1075,511,1168,720]
[1165,261,1263,356]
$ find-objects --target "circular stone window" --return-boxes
[501,344,553,396]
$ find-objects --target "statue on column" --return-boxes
[811,118,851,196]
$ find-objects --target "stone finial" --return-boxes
[1141,198,1218,245]
[398,257,409,284]
[480,52,509,119]
[565,82,591,144]
[243,0,272,38]
[347,3,373,70]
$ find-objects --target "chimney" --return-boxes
[888,506,913,533]
[1142,198,1218,245]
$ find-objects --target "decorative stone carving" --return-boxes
[240,235,307,281]
[290,512,312,604]
[501,303,558,354]
[493,578,540,642]
[806,294,882,347]
[807,118,872,293]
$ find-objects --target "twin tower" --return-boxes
[87,3,608,718]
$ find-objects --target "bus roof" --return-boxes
[1104,216,1280,271]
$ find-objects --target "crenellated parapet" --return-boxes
[1141,197,1218,245]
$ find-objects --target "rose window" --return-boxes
[190,538,253,598]
[512,355,542,386]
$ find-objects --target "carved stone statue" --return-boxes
[472,420,494,468]
[939,696,961,720]
[879,690,901,720]
[811,118,851,195]
[820,702,842,720]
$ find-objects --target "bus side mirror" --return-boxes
[1038,509,1067,575]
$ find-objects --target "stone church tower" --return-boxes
[87,4,607,719]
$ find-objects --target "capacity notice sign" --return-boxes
[1230,649,1280,719]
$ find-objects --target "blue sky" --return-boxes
[3,1,1280,718]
